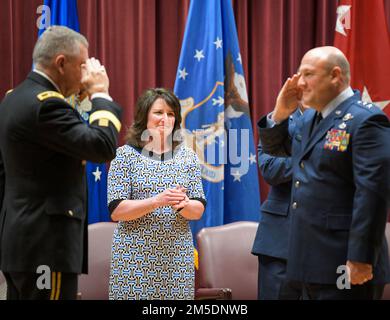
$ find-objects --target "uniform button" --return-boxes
[295,181,300,188]
[68,210,74,217]
[292,202,298,210]
[300,161,305,169]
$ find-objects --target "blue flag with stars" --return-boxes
[86,162,110,224]
[174,0,261,240]
[38,0,80,37]
[38,0,110,224]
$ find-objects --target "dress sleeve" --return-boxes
[107,146,132,208]
[186,149,206,206]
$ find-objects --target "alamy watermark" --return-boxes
[336,264,351,290]
[36,265,51,290]
[36,5,51,30]
[140,127,254,177]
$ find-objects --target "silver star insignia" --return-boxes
[342,113,354,121]
[338,122,347,129]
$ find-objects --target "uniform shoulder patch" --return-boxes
[37,91,65,101]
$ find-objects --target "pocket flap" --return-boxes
[261,199,289,216]
[45,196,84,220]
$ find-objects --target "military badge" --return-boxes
[338,122,347,129]
[358,101,373,109]
[342,113,354,121]
[324,129,350,152]
[67,94,91,122]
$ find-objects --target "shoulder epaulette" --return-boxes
[356,100,374,110]
[37,91,65,101]
[5,89,13,96]
[89,110,122,133]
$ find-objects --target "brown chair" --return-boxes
[382,222,390,299]
[195,221,259,300]
[78,222,117,300]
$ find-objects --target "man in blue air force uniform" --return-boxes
[258,46,390,300]
[252,108,304,300]
[0,26,122,300]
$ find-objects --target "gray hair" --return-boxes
[33,25,88,67]
[310,46,350,85]
[326,52,351,84]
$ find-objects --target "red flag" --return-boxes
[334,0,390,115]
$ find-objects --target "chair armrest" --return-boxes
[195,287,232,300]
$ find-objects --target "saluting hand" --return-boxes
[81,57,110,96]
[272,73,302,123]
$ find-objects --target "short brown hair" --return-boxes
[125,88,182,149]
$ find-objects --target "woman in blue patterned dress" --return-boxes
[107,88,206,300]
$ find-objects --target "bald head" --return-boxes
[303,46,350,85]
[297,46,352,110]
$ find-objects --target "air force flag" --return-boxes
[174,0,261,240]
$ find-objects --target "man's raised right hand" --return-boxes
[272,73,302,123]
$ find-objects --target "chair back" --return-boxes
[78,222,117,300]
[196,221,258,300]
[382,222,390,299]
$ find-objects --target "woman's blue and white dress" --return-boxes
[107,144,205,300]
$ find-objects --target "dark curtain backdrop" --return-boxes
[1,0,389,201]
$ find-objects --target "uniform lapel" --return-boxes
[299,109,315,149]
[298,93,359,159]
